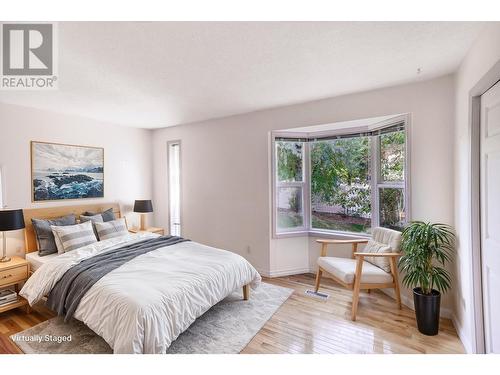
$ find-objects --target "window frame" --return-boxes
[167,140,182,237]
[272,115,411,239]
[371,124,409,229]
[272,137,310,235]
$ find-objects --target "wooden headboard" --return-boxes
[23,203,122,253]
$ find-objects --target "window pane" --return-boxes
[379,187,405,230]
[276,141,303,182]
[168,142,181,236]
[311,137,371,233]
[277,187,304,230]
[380,130,405,182]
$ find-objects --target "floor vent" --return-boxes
[305,289,329,300]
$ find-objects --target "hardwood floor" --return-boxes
[243,274,464,354]
[0,274,464,354]
[0,300,54,354]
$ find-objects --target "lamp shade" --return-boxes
[0,209,25,231]
[133,200,153,213]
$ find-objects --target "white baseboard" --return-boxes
[452,313,472,353]
[257,267,312,278]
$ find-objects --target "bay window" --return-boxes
[273,119,409,236]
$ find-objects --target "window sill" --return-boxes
[309,229,371,240]
[273,231,309,239]
[273,229,371,240]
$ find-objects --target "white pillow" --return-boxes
[363,239,392,273]
[94,218,128,241]
[51,221,98,254]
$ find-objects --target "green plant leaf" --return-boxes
[398,221,455,294]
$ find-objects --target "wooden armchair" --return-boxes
[314,227,402,321]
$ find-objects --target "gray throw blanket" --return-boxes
[47,235,189,322]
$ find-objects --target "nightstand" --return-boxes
[0,256,30,314]
[129,227,165,235]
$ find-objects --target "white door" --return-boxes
[481,80,500,353]
[168,141,181,236]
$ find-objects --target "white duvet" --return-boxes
[20,233,261,353]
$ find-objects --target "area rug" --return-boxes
[11,282,292,354]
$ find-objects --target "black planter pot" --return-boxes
[413,287,441,336]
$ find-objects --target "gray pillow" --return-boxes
[80,214,104,223]
[94,218,128,241]
[32,214,77,256]
[80,214,104,238]
[101,208,116,222]
[82,208,116,222]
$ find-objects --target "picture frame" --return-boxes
[31,141,104,202]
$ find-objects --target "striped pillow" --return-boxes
[79,213,104,238]
[51,221,98,254]
[94,218,128,241]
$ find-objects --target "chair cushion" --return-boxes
[364,227,402,272]
[317,256,393,284]
[371,227,402,253]
[363,240,392,272]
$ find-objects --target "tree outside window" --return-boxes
[276,141,305,232]
[310,137,371,233]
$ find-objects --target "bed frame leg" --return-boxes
[243,284,250,300]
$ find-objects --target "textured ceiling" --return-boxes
[0,22,486,128]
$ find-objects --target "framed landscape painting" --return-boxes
[31,141,104,202]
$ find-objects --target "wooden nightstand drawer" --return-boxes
[0,265,28,287]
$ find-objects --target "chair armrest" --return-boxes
[353,252,401,257]
[316,239,369,244]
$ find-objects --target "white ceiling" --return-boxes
[0,22,486,129]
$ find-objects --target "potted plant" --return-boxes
[398,221,455,336]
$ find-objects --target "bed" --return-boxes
[19,203,261,353]
[25,252,58,272]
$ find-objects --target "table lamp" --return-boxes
[133,200,153,231]
[0,209,25,263]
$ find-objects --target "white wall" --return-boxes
[453,23,500,353]
[0,103,153,257]
[152,75,456,311]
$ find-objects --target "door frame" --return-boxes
[469,60,500,354]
